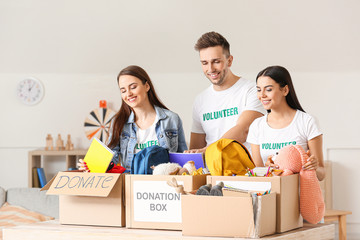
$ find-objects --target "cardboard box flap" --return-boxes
[207,175,302,233]
[253,193,277,238]
[44,172,120,197]
[182,195,255,237]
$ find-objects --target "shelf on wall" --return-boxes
[28,149,87,188]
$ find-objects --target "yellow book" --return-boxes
[83,137,115,173]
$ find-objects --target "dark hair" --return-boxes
[107,65,168,149]
[194,31,230,57]
[256,66,305,112]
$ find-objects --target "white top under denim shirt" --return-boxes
[107,105,188,170]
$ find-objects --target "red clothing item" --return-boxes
[107,165,126,173]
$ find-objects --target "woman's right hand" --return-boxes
[77,159,89,172]
[265,155,279,169]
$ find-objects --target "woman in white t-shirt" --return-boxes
[247,66,325,181]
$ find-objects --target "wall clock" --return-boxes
[16,77,44,105]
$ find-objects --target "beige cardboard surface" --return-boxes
[256,193,277,237]
[181,193,276,238]
[45,172,125,227]
[278,174,302,232]
[44,171,120,197]
[125,174,206,230]
[222,188,251,197]
[207,174,302,233]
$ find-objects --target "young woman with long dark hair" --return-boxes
[247,66,325,180]
[107,65,187,170]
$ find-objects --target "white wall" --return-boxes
[0,0,359,236]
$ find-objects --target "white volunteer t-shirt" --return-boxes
[191,77,265,149]
[247,110,322,165]
[134,116,159,153]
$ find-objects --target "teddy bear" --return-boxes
[152,161,197,175]
[274,145,325,224]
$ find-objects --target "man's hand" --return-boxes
[184,146,207,153]
[222,110,263,143]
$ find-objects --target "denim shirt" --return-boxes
[108,106,188,170]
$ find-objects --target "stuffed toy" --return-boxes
[180,161,197,175]
[274,145,325,224]
[167,177,186,194]
[152,163,182,175]
[196,182,224,196]
[152,161,199,175]
[166,177,197,195]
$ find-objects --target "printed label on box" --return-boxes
[45,172,119,197]
[217,180,271,192]
[133,180,183,223]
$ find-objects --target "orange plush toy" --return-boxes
[274,145,325,224]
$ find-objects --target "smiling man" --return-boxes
[188,32,265,153]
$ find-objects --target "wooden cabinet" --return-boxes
[28,149,87,187]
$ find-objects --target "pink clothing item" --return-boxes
[274,145,325,224]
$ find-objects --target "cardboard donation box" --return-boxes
[207,174,302,233]
[125,174,206,230]
[43,171,125,227]
[182,193,276,238]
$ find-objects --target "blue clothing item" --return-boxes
[131,145,170,175]
[108,106,188,170]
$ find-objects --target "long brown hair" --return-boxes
[256,66,305,112]
[107,65,168,149]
